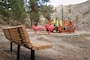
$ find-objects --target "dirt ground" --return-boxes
[0,29,90,60]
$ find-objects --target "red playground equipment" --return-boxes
[58,20,75,33]
[49,19,76,33]
[45,23,54,34]
[32,19,76,34]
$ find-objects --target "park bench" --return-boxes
[2,25,52,60]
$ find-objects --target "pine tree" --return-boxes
[28,0,54,26]
[41,5,54,20]
[10,0,26,24]
[0,0,11,24]
[0,0,26,25]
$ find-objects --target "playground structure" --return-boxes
[32,18,76,34]
[50,18,76,33]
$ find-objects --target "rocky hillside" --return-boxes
[53,0,90,31]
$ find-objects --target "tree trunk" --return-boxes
[31,18,34,26]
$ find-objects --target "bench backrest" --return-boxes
[3,25,32,48]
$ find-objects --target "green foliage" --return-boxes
[0,7,11,18]
[0,1,11,17]
[10,0,26,23]
[0,0,53,25]
[40,5,54,20]
[0,0,12,24]
[28,0,54,25]
[0,0,26,25]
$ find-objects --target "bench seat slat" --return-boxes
[31,40,52,50]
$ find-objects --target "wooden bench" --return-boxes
[2,25,52,60]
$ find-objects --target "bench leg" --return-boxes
[10,42,13,52]
[31,49,35,60]
[17,45,20,60]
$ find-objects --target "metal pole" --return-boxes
[10,42,13,52]
[62,5,63,21]
[17,45,20,60]
[61,5,64,25]
[31,49,35,60]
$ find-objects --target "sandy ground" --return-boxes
[0,29,90,60]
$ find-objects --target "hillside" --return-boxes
[53,0,90,31]
[0,15,7,25]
